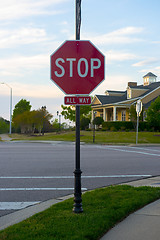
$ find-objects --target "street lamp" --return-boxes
[41,106,46,135]
[1,83,12,135]
[57,111,61,131]
[93,111,97,143]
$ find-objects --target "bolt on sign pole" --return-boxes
[73,0,83,213]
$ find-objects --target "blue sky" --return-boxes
[0,0,160,121]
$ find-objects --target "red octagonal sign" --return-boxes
[50,40,105,95]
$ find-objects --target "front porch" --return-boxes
[92,106,130,122]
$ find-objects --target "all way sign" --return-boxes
[64,96,91,105]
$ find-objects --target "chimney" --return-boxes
[128,82,137,87]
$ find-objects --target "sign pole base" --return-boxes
[73,105,83,213]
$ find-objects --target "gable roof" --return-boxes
[92,81,160,107]
[143,96,158,109]
[93,93,127,105]
[143,72,157,78]
[105,90,125,94]
[134,82,160,97]
[129,81,159,89]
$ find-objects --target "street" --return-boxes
[0,141,160,217]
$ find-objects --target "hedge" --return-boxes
[101,121,157,131]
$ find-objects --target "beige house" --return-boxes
[91,72,160,121]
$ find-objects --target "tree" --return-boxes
[33,107,53,134]
[129,104,143,122]
[52,118,60,131]
[13,106,53,134]
[93,116,104,127]
[146,96,160,130]
[13,99,31,119]
[129,105,137,122]
[0,117,9,133]
[13,111,33,133]
[61,104,92,122]
[80,117,90,130]
[61,105,75,122]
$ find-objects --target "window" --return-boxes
[121,111,126,121]
[127,89,131,99]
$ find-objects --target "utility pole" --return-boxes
[1,83,12,135]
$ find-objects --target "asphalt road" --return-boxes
[0,141,160,217]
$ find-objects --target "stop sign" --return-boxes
[50,40,105,95]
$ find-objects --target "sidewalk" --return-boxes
[100,176,160,240]
[0,134,12,141]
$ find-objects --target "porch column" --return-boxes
[91,110,94,122]
[103,108,106,121]
[113,106,117,121]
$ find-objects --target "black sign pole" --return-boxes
[73,0,83,213]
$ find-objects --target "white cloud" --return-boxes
[0,0,68,21]
[139,66,160,80]
[152,41,160,44]
[132,58,159,67]
[0,27,51,48]
[0,81,64,99]
[82,26,144,46]
[92,74,134,94]
[105,50,137,63]
[0,54,49,76]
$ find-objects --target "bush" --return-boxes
[102,121,135,131]
[102,121,152,132]
[110,126,116,131]
[93,117,104,127]
[80,117,90,130]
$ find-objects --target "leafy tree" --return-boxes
[13,106,53,134]
[13,111,33,133]
[146,96,160,130]
[61,104,92,122]
[129,104,143,122]
[80,117,90,130]
[13,99,31,119]
[33,107,53,134]
[93,116,104,127]
[52,118,60,131]
[0,117,9,133]
[61,105,75,122]
[129,105,137,122]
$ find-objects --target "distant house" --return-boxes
[91,72,160,121]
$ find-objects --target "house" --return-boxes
[91,72,160,122]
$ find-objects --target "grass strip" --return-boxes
[0,185,160,240]
[10,131,160,144]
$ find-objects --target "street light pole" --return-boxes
[93,111,96,143]
[1,83,12,135]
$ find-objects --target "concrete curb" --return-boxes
[0,194,73,230]
[1,176,160,231]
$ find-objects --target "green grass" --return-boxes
[11,131,160,144]
[0,185,160,240]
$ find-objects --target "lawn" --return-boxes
[10,131,160,144]
[0,185,160,240]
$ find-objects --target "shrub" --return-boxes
[102,121,152,132]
